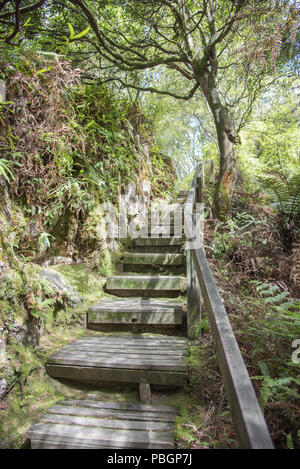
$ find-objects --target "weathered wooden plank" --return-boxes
[63,339,185,346]
[57,400,175,413]
[46,364,187,386]
[0,80,5,103]
[31,439,114,449]
[61,345,188,356]
[134,238,183,247]
[50,347,187,359]
[123,253,184,265]
[88,311,182,325]
[53,339,187,349]
[47,355,186,372]
[61,340,187,348]
[46,405,175,422]
[105,289,182,298]
[133,244,182,253]
[106,275,185,291]
[88,298,183,314]
[28,423,174,448]
[41,413,174,431]
[67,342,187,350]
[146,227,181,237]
[139,383,151,403]
[186,246,202,338]
[68,342,187,351]
[50,350,186,361]
[73,335,187,343]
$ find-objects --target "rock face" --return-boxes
[40,269,82,306]
[26,315,43,348]
[9,324,27,343]
[0,378,7,400]
[0,339,6,364]
[42,257,73,267]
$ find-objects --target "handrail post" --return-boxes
[196,163,204,203]
[0,80,5,103]
[186,247,202,338]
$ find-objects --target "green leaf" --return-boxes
[68,23,75,39]
[73,26,90,40]
[36,66,53,76]
[23,17,32,27]
[84,119,96,130]
[68,23,90,40]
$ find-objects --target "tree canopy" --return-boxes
[0,0,299,213]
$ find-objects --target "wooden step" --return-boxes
[178,190,189,197]
[105,275,186,297]
[46,335,188,387]
[139,218,184,237]
[146,226,183,237]
[134,238,183,246]
[123,253,185,266]
[28,400,176,449]
[88,298,183,326]
[133,238,184,253]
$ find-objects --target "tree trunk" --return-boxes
[199,73,237,216]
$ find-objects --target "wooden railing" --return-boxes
[185,161,274,449]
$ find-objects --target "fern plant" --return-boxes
[0,158,14,182]
[255,281,300,340]
[252,361,300,409]
[259,171,300,249]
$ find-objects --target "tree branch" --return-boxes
[98,76,200,100]
[5,0,21,44]
[0,0,45,19]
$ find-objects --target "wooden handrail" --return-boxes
[185,160,214,338]
[185,161,274,449]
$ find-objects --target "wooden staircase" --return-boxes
[27,167,274,449]
[28,191,189,449]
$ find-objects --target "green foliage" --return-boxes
[0,51,174,261]
[0,262,80,336]
[38,232,54,254]
[68,23,90,41]
[259,171,300,249]
[0,158,14,182]
[208,188,300,447]
[150,144,176,196]
[96,248,114,277]
[261,173,300,221]
[254,281,300,341]
[211,211,267,261]
[238,77,299,186]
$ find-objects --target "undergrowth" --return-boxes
[0,49,175,261]
[205,187,300,449]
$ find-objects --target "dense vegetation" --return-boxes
[0,0,299,450]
